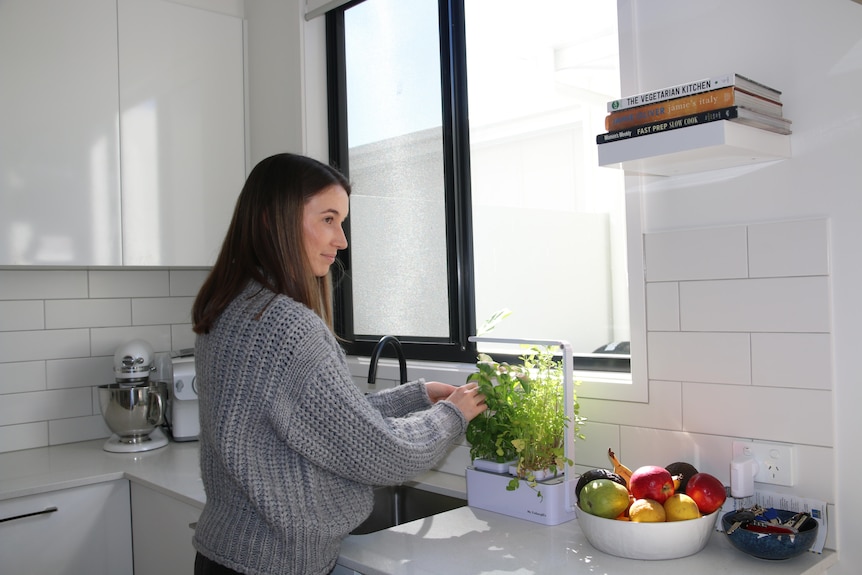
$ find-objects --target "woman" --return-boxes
[191,153,486,575]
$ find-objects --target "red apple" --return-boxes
[686,472,727,514]
[629,465,675,504]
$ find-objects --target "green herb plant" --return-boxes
[466,344,585,498]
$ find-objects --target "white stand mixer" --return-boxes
[98,339,168,453]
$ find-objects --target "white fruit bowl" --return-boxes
[576,504,718,560]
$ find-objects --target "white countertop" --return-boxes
[338,506,837,575]
[0,438,205,508]
[0,441,838,575]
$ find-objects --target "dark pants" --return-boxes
[194,551,338,575]
[194,552,243,575]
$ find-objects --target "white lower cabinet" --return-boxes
[0,480,133,575]
[131,482,202,575]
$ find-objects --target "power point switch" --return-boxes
[732,441,795,487]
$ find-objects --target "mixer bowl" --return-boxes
[98,383,165,443]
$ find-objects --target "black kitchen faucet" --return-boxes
[367,335,408,385]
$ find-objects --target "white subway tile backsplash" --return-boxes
[170,269,209,296]
[0,300,44,331]
[0,422,49,452]
[89,269,170,298]
[0,270,88,300]
[49,414,111,446]
[433,443,471,476]
[679,276,831,333]
[45,298,131,329]
[572,421,620,471]
[789,444,835,503]
[171,324,196,351]
[748,219,830,278]
[621,427,734,482]
[0,361,46,394]
[0,267,210,452]
[132,296,194,325]
[644,225,748,282]
[90,325,172,356]
[0,388,93,426]
[0,329,90,363]
[751,333,832,390]
[47,356,114,389]
[681,382,833,447]
[580,379,683,430]
[646,282,679,331]
[647,331,751,384]
[90,385,101,416]
[636,217,833,517]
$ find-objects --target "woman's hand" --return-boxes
[425,381,457,403]
[441,382,487,422]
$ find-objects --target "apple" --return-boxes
[685,472,727,514]
[629,465,675,504]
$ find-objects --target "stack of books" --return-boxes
[596,73,791,145]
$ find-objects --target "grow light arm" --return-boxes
[468,336,576,513]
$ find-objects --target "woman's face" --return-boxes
[302,184,349,277]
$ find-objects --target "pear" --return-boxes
[579,478,631,519]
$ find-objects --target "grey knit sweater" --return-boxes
[192,281,467,575]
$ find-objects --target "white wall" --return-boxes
[617,0,862,572]
[244,0,329,164]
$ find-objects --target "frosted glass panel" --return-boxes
[465,0,628,356]
[345,0,449,337]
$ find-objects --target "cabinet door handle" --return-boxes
[0,506,58,523]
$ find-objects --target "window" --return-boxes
[327,0,630,372]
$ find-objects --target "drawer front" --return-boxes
[0,480,133,575]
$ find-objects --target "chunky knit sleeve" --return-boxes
[365,379,433,418]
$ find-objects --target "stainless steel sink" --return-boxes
[351,485,467,534]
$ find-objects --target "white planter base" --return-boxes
[472,459,517,474]
[466,467,577,526]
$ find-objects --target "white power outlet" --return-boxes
[732,440,795,486]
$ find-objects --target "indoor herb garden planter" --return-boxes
[465,336,584,525]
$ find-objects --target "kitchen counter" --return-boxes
[0,438,205,508]
[0,441,838,574]
[338,506,837,575]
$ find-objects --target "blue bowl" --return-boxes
[721,509,818,560]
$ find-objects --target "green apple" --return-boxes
[579,478,631,519]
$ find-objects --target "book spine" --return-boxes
[596,107,739,144]
[607,73,782,113]
[607,74,736,113]
[605,87,739,131]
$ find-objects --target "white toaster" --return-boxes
[167,354,199,441]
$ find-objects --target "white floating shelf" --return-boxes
[597,120,791,176]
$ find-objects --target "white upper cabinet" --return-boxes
[119,0,246,266]
[0,0,246,266]
[0,0,122,265]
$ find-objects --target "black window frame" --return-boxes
[325,0,630,373]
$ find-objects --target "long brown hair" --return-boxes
[192,153,350,334]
